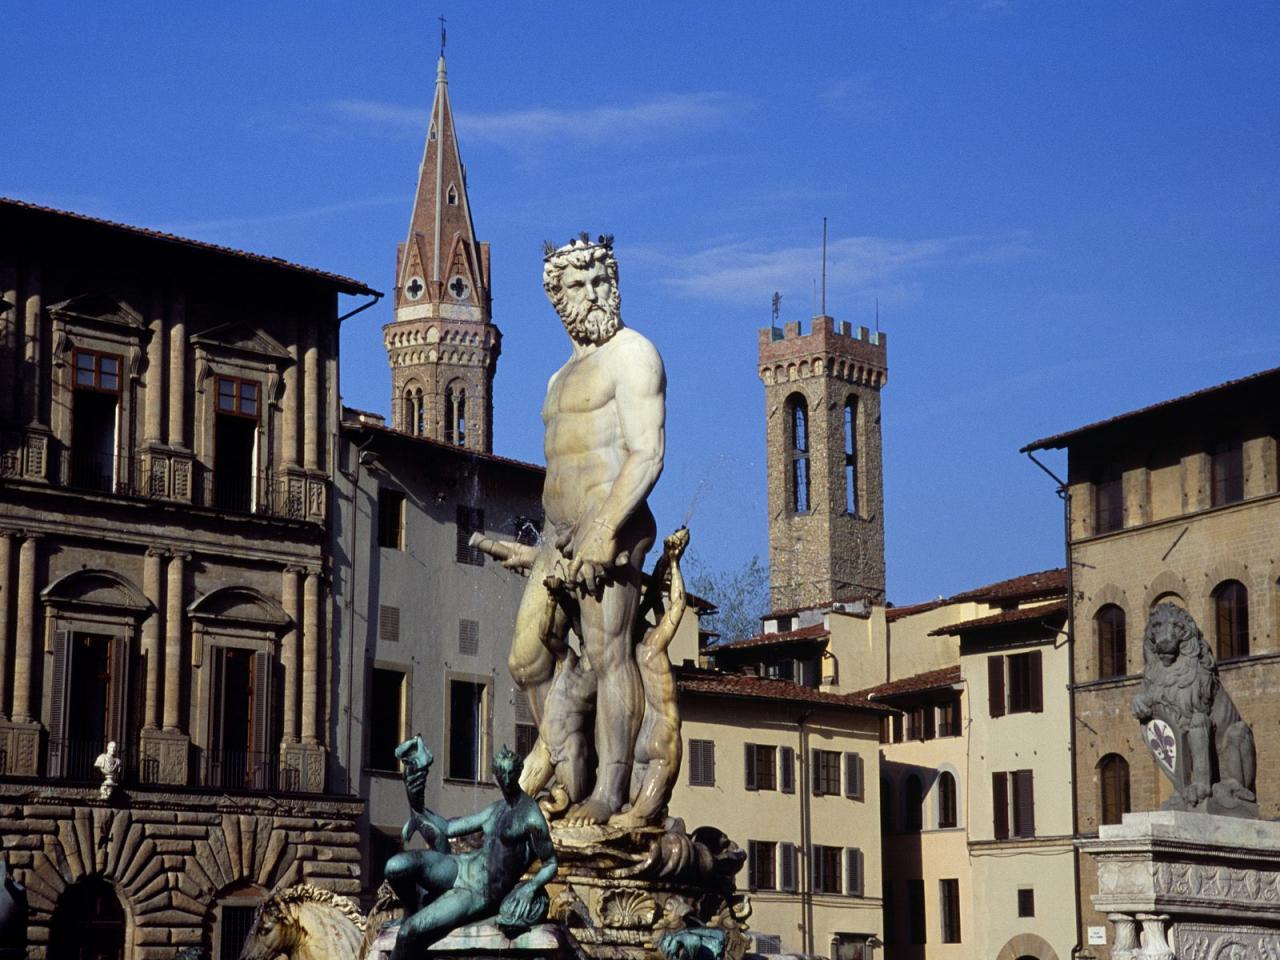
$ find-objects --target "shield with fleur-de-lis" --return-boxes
[1142,704,1192,795]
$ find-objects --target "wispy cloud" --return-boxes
[155,196,402,234]
[637,231,1036,306]
[325,92,741,146]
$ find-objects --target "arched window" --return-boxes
[881,777,893,832]
[903,774,923,832]
[1213,580,1249,659]
[937,771,958,828]
[49,877,126,960]
[456,389,467,447]
[787,394,809,513]
[444,386,455,445]
[415,388,426,436]
[1098,753,1131,826]
[402,385,425,436]
[844,398,858,515]
[1096,605,1126,679]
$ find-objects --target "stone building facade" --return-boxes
[0,198,375,958]
[758,317,887,613]
[1023,365,1280,959]
[384,54,500,453]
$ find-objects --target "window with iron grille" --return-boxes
[455,506,485,565]
[688,739,716,786]
[748,840,776,891]
[379,605,400,644]
[219,904,259,960]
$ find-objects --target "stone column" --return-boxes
[282,340,300,469]
[1135,914,1172,960]
[142,548,164,729]
[167,296,186,448]
[0,531,13,719]
[303,327,319,471]
[22,261,41,425]
[11,534,38,722]
[144,291,165,444]
[1107,913,1138,960]
[281,566,301,743]
[301,568,320,744]
[163,552,185,731]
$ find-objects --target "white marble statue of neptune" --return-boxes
[507,234,665,825]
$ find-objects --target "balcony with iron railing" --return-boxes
[36,738,303,794]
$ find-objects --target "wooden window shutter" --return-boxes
[706,740,716,785]
[46,629,72,777]
[1014,770,1036,837]
[992,771,1009,840]
[845,848,864,896]
[780,746,795,793]
[988,656,1005,718]
[844,752,863,799]
[687,740,700,784]
[780,842,797,892]
[811,748,824,796]
[1029,650,1043,713]
[209,647,226,755]
[745,743,758,791]
[107,636,130,750]
[252,651,274,789]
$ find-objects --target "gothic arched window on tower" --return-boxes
[444,387,455,445]
[787,394,810,514]
[456,389,467,447]
[844,398,858,516]
[447,184,458,206]
[414,388,425,436]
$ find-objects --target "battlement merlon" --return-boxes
[756,315,888,385]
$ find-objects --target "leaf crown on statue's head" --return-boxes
[542,232,615,262]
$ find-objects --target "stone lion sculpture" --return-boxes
[1131,603,1256,813]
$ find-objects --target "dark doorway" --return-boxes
[71,391,118,492]
[66,633,112,778]
[213,414,256,511]
[210,647,253,788]
[48,876,126,960]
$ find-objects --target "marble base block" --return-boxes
[366,921,576,960]
[1080,811,1280,959]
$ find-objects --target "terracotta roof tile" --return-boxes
[676,667,892,713]
[711,623,829,652]
[2,197,378,295]
[1022,366,1280,452]
[930,599,1068,636]
[885,598,951,622]
[857,665,962,700]
[948,568,1066,605]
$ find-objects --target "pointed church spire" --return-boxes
[386,50,501,453]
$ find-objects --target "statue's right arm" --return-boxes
[446,806,493,838]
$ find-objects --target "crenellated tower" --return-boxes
[758,316,888,612]
[384,54,500,452]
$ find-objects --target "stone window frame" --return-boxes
[47,295,147,488]
[210,883,269,960]
[444,670,493,786]
[367,661,411,774]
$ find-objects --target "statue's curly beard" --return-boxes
[560,296,621,346]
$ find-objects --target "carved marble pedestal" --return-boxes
[1080,811,1280,959]
[0,721,41,777]
[138,727,190,784]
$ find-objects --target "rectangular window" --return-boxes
[455,506,485,565]
[213,376,261,513]
[377,488,405,549]
[940,879,961,943]
[70,350,122,493]
[779,842,798,892]
[1006,651,1043,714]
[988,655,1006,718]
[845,848,864,896]
[1095,470,1123,533]
[879,715,892,744]
[688,738,716,786]
[812,844,842,894]
[207,646,273,791]
[1211,442,1245,506]
[812,748,841,796]
[1018,887,1035,918]
[780,746,795,793]
[844,752,864,800]
[448,679,486,781]
[993,771,1009,840]
[50,631,125,780]
[938,695,961,737]
[907,878,927,944]
[748,840,777,891]
[216,376,260,417]
[831,935,872,960]
[1012,769,1036,837]
[891,712,904,742]
[745,743,777,791]
[368,668,405,771]
[754,935,783,954]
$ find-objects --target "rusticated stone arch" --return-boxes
[996,932,1060,960]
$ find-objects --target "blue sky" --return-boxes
[7,3,1279,609]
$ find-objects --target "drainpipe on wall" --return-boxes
[343,430,377,796]
[1027,450,1087,960]
[798,709,815,955]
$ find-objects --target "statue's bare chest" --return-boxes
[545,353,617,419]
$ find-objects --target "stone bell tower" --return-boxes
[384,53,500,452]
[758,316,888,612]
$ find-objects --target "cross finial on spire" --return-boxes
[439,14,447,57]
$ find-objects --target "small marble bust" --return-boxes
[94,741,121,799]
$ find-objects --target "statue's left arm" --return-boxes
[569,336,666,584]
